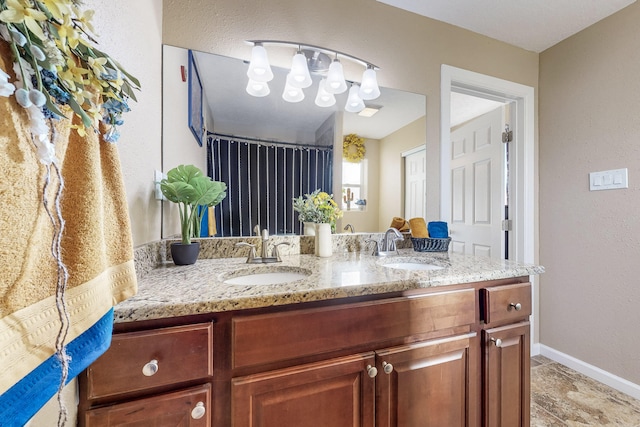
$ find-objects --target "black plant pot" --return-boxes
[171,242,200,265]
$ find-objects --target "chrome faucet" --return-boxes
[260,228,270,259]
[343,223,355,233]
[236,228,290,263]
[381,227,404,252]
[364,227,404,257]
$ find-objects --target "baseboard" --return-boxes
[538,344,640,400]
[531,342,541,356]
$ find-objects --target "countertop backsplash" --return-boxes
[133,232,413,279]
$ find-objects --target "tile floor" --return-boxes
[531,356,640,426]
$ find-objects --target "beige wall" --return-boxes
[378,117,427,230]
[162,45,209,237]
[162,0,538,224]
[539,3,640,384]
[94,0,164,247]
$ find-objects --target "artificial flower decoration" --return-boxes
[343,133,365,163]
[293,189,343,232]
[0,0,140,150]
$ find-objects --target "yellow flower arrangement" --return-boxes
[292,189,343,232]
[343,133,365,163]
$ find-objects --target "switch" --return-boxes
[154,170,167,200]
[614,173,623,185]
[589,168,628,191]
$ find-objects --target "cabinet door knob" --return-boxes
[509,302,522,311]
[142,359,159,377]
[191,401,206,420]
[382,361,394,374]
[366,365,378,378]
[491,338,502,347]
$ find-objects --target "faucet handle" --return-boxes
[235,242,257,263]
[272,242,290,262]
[364,239,380,256]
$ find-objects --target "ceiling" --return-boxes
[377,0,636,52]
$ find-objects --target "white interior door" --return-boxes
[404,148,426,219]
[449,107,504,258]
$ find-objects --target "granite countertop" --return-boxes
[116,249,544,323]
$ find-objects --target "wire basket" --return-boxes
[411,237,451,252]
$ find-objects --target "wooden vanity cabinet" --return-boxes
[230,288,480,427]
[78,276,533,426]
[481,282,532,427]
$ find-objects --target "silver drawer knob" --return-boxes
[382,361,394,374]
[142,359,159,376]
[491,337,502,347]
[366,365,378,378]
[509,302,522,311]
[191,402,206,419]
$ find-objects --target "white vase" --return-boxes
[303,222,316,236]
[315,223,332,257]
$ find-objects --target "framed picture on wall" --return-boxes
[188,50,204,146]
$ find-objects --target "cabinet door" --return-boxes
[376,333,478,427]
[84,383,211,426]
[483,322,530,427]
[232,353,375,427]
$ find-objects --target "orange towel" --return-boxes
[390,217,405,229]
[390,217,410,232]
[409,217,429,238]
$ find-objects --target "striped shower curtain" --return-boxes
[208,136,333,236]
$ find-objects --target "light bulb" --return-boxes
[325,59,347,94]
[288,52,312,88]
[246,79,270,97]
[314,79,336,107]
[359,66,380,100]
[282,75,305,102]
[246,44,273,82]
[345,84,365,113]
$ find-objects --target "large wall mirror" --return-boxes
[162,45,426,237]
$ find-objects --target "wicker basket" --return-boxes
[411,237,451,252]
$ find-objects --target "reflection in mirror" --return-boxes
[162,45,426,237]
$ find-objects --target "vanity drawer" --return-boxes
[232,288,476,369]
[85,323,213,400]
[84,383,211,426]
[481,282,531,325]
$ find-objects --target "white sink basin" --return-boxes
[223,268,311,285]
[383,262,445,271]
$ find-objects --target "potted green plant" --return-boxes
[160,164,227,265]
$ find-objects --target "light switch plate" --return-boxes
[154,170,167,200]
[589,168,628,191]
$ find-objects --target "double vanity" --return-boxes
[77,235,544,426]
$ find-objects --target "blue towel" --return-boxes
[428,221,449,238]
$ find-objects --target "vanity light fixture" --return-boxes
[246,40,380,112]
[246,79,270,97]
[325,59,348,94]
[282,75,305,103]
[314,78,336,107]
[359,65,381,100]
[288,49,313,88]
[246,43,273,82]
[345,83,366,113]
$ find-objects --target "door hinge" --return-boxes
[502,125,513,143]
[501,219,513,231]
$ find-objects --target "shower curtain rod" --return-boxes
[207,132,333,151]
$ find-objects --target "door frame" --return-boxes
[440,65,535,266]
[441,65,538,351]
